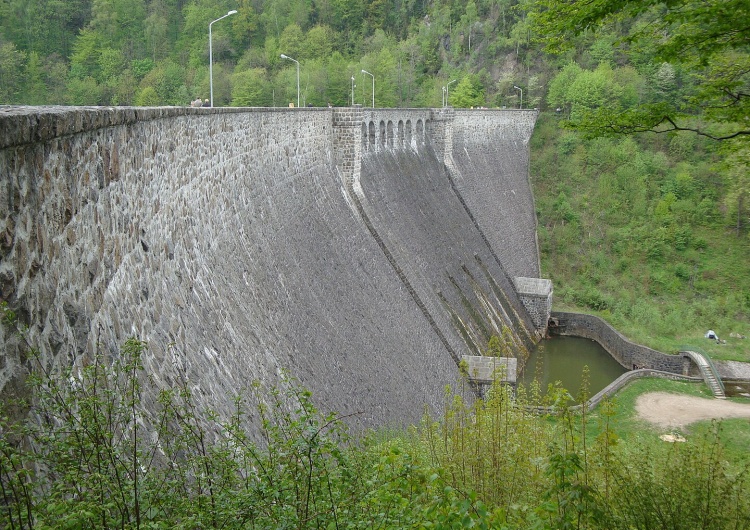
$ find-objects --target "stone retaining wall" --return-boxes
[550,311,694,375]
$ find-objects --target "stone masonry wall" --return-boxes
[515,277,553,334]
[450,110,540,280]
[0,105,541,436]
[551,311,692,375]
[356,110,539,359]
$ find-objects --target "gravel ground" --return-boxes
[635,392,750,429]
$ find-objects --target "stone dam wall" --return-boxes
[0,105,541,434]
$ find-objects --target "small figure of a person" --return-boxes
[204,99,210,107]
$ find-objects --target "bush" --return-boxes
[0,306,364,529]
[3,304,749,529]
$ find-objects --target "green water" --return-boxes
[520,336,627,400]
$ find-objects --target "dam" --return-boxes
[0,105,549,433]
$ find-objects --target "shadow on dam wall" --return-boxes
[0,105,541,436]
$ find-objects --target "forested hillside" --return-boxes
[0,0,540,108]
[529,0,750,359]
[1,0,748,357]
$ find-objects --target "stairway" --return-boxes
[683,350,726,399]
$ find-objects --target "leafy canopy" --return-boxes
[530,0,750,143]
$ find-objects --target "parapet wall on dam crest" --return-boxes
[0,105,544,434]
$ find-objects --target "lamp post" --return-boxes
[209,9,237,108]
[513,85,523,109]
[280,54,300,108]
[446,79,457,107]
[442,86,446,107]
[361,69,374,108]
[351,76,356,106]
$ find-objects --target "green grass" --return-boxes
[583,378,750,465]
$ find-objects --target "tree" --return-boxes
[24,51,48,104]
[278,23,304,59]
[90,0,146,60]
[567,63,623,120]
[531,0,750,143]
[458,0,479,57]
[546,62,582,114]
[0,41,26,103]
[144,10,170,62]
[304,25,334,60]
[724,148,750,236]
[325,52,351,106]
[66,75,103,105]
[231,67,273,106]
[135,85,160,105]
[139,60,189,105]
[451,74,485,108]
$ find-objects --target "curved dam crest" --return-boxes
[0,105,544,433]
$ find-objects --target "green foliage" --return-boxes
[135,85,159,106]
[531,109,750,361]
[0,334,356,527]
[531,0,750,146]
[231,67,272,106]
[450,74,485,108]
[0,41,26,102]
[1,307,748,528]
[0,0,549,106]
[486,328,514,357]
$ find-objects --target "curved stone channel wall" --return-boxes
[550,311,693,375]
[0,105,541,435]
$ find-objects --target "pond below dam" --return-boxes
[520,336,627,401]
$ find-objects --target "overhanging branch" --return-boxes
[594,115,750,141]
[652,116,750,141]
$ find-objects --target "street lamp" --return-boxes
[280,54,300,108]
[513,85,523,109]
[209,9,237,108]
[446,79,457,107]
[361,69,374,108]
[351,76,356,106]
[442,86,446,107]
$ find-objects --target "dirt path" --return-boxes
[635,392,750,429]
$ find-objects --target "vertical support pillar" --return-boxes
[514,277,553,338]
[332,105,364,190]
[429,107,455,166]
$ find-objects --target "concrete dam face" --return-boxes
[0,105,546,432]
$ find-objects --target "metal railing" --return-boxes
[680,345,725,394]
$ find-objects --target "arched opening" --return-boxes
[379,121,386,149]
[397,120,404,148]
[368,121,375,149]
[386,121,394,148]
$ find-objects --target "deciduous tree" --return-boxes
[531,0,750,143]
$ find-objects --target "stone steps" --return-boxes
[683,350,726,399]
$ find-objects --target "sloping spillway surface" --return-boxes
[359,145,535,358]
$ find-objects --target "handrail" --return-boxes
[521,369,704,415]
[679,345,725,393]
